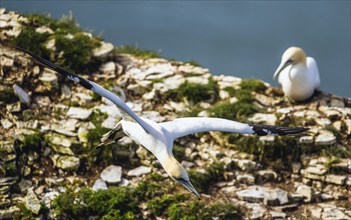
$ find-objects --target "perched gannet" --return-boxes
[273,47,320,101]
[17,47,308,198]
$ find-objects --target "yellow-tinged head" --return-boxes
[162,155,200,198]
[274,46,307,79]
[282,47,307,65]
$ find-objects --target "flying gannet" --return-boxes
[273,47,320,101]
[17,47,308,198]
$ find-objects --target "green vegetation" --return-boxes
[53,187,138,219]
[178,78,265,123]
[209,85,260,122]
[14,24,51,58]
[185,60,201,67]
[228,134,261,155]
[88,112,109,139]
[168,201,242,220]
[181,104,204,117]
[15,13,102,73]
[0,88,18,104]
[55,32,101,73]
[321,145,351,159]
[3,132,43,178]
[173,144,186,161]
[4,162,17,176]
[24,13,80,34]
[189,162,225,193]
[115,45,161,59]
[179,78,265,121]
[228,134,305,168]
[89,109,108,127]
[151,78,164,84]
[198,202,242,220]
[22,132,43,150]
[13,203,49,220]
[275,114,314,127]
[52,174,243,220]
[227,132,348,171]
[240,78,266,93]
[179,77,218,104]
[90,91,102,102]
[208,99,259,122]
[147,194,189,216]
[134,178,163,199]
[225,78,266,97]
[87,125,109,147]
[167,77,219,104]
[226,129,349,168]
[174,202,242,220]
[261,136,300,163]
[340,121,348,133]
[325,125,342,143]
[72,110,110,166]
[325,156,345,174]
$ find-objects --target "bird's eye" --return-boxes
[286,59,293,64]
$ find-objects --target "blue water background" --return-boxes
[2,1,350,97]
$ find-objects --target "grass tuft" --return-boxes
[189,162,225,193]
[15,13,102,74]
[53,187,139,219]
[50,173,243,219]
[55,32,101,73]
[240,78,267,93]
[115,45,161,59]
[168,200,243,220]
[14,26,51,58]
[0,88,19,104]
[173,77,219,104]
[22,132,43,150]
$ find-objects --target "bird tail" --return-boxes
[249,124,309,136]
[96,121,125,149]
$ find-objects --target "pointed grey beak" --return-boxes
[178,179,201,198]
[273,61,293,80]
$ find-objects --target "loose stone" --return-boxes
[127,166,152,177]
[66,107,93,120]
[100,165,122,184]
[13,84,30,106]
[25,188,41,215]
[92,179,108,191]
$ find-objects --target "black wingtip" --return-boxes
[15,46,58,71]
[250,124,309,136]
[15,46,94,90]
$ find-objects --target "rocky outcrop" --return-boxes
[1,8,350,219]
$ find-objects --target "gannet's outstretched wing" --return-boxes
[161,117,308,140]
[16,46,159,136]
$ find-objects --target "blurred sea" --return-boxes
[2,1,350,97]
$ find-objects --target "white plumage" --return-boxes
[274,47,320,101]
[18,46,308,198]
